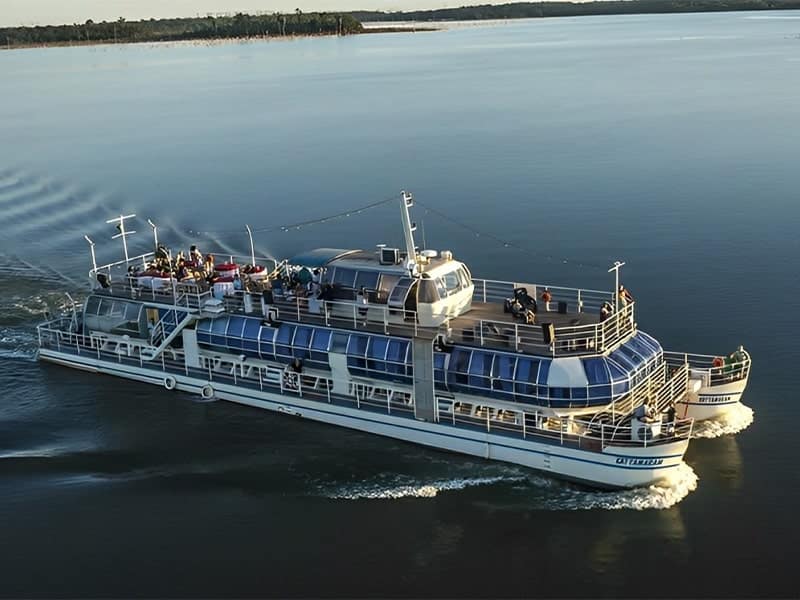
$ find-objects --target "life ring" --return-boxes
[283,371,298,390]
[712,357,724,368]
[164,376,177,390]
[200,384,215,400]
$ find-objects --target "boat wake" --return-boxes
[542,462,698,511]
[321,474,526,500]
[317,462,698,510]
[0,327,39,360]
[691,404,754,439]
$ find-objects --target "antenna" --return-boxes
[107,214,136,264]
[245,224,255,267]
[608,260,626,312]
[399,190,418,276]
[147,219,158,249]
[84,235,97,274]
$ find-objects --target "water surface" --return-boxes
[0,11,798,597]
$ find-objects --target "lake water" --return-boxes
[1,10,799,597]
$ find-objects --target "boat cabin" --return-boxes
[288,246,475,328]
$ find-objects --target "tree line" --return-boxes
[351,0,800,22]
[1,12,363,48]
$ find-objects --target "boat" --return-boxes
[663,349,751,421]
[35,192,751,489]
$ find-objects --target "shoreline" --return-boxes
[0,28,440,51]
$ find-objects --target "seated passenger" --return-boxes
[190,245,203,264]
[233,274,243,291]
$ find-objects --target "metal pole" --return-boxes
[84,235,97,274]
[147,219,158,249]
[608,260,626,313]
[245,224,255,267]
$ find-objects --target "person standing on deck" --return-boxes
[541,287,552,312]
[356,286,369,325]
[618,285,634,306]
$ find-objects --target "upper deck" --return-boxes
[88,250,634,358]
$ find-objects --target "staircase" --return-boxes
[141,311,195,361]
[586,362,689,441]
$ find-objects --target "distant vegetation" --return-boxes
[352,0,800,21]
[3,1,799,49]
[0,12,362,48]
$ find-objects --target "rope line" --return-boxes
[185,192,612,271]
[413,198,611,271]
[187,194,398,236]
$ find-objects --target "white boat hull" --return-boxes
[39,348,688,490]
[677,377,748,421]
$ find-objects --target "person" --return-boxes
[176,260,188,281]
[600,301,612,322]
[189,245,203,265]
[618,285,634,306]
[204,254,215,276]
[356,286,369,324]
[541,287,552,312]
[233,273,243,291]
[667,402,676,424]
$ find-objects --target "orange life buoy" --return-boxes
[712,357,724,368]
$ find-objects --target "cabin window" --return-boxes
[417,279,440,303]
[355,271,379,292]
[457,267,471,289]
[443,271,461,294]
[332,267,357,289]
[85,296,101,316]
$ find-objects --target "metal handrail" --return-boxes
[38,321,692,451]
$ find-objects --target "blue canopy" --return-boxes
[288,248,359,268]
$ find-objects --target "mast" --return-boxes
[399,191,418,276]
[107,214,136,265]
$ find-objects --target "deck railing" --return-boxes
[38,319,692,450]
[663,349,751,386]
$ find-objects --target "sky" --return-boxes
[3,0,495,27]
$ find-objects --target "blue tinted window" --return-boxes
[310,329,331,362]
[293,326,313,359]
[492,354,516,394]
[367,337,389,372]
[226,316,246,339]
[386,340,408,374]
[259,326,276,359]
[434,352,447,384]
[210,317,228,346]
[607,360,630,395]
[347,334,368,371]
[447,348,470,387]
[583,358,610,384]
[468,351,492,389]
[276,324,295,360]
[197,319,212,344]
[514,358,538,399]
[242,318,260,353]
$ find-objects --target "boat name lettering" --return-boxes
[699,395,731,404]
[615,457,663,466]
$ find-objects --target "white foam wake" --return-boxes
[691,404,754,439]
[0,328,38,360]
[547,462,698,511]
[324,475,522,500]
